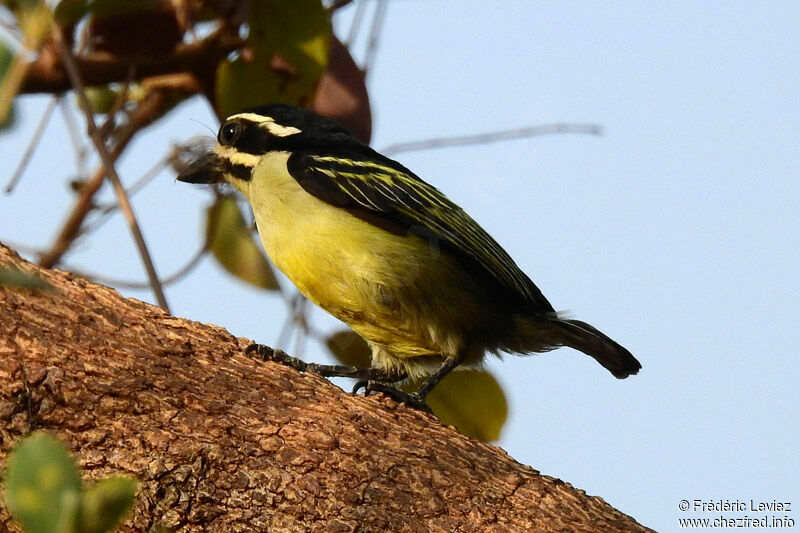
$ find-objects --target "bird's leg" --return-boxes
[245,343,406,382]
[412,355,463,400]
[355,354,464,413]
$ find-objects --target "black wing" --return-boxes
[287,151,554,314]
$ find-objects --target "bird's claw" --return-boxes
[353,380,432,413]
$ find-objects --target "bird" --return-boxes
[177,104,641,409]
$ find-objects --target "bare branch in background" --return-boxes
[363,0,388,75]
[344,0,368,47]
[276,291,329,356]
[96,70,134,139]
[58,96,90,175]
[49,22,170,312]
[63,242,209,290]
[84,148,177,235]
[39,89,171,269]
[381,123,603,156]
[4,95,57,193]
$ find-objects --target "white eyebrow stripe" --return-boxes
[227,112,273,123]
[262,122,302,137]
[226,113,302,137]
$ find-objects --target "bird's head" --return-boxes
[176,104,359,187]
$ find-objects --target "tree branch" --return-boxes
[62,242,208,291]
[3,95,57,193]
[38,88,169,270]
[20,29,245,94]
[50,23,170,311]
[0,243,653,532]
[381,123,602,156]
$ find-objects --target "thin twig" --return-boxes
[345,0,367,47]
[51,22,170,312]
[39,89,169,269]
[4,95,58,193]
[84,151,174,235]
[97,76,133,139]
[293,299,308,358]
[381,123,603,157]
[275,290,328,354]
[363,0,387,75]
[64,243,208,290]
[276,291,302,350]
[58,96,89,175]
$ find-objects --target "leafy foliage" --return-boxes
[83,85,118,114]
[0,42,16,130]
[3,432,137,533]
[3,433,82,533]
[78,477,138,533]
[0,0,51,124]
[0,267,54,291]
[215,0,331,117]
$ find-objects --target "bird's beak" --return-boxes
[176,151,224,184]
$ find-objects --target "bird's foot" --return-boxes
[245,343,308,372]
[352,380,432,413]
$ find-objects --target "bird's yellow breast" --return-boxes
[232,152,485,374]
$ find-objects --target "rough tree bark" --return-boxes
[0,244,653,532]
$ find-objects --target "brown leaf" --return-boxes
[313,35,371,143]
[325,329,371,368]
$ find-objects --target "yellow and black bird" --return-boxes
[178,104,640,408]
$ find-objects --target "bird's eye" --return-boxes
[218,121,242,146]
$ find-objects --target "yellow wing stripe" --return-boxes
[307,155,542,306]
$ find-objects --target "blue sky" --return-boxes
[2,2,798,530]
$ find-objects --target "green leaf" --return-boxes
[0,99,17,131]
[408,369,508,442]
[0,41,16,130]
[325,329,371,368]
[4,432,83,533]
[79,477,137,533]
[0,1,50,125]
[215,0,331,118]
[0,41,12,77]
[206,195,279,290]
[0,267,55,291]
[83,85,118,114]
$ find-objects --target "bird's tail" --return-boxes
[511,316,641,379]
